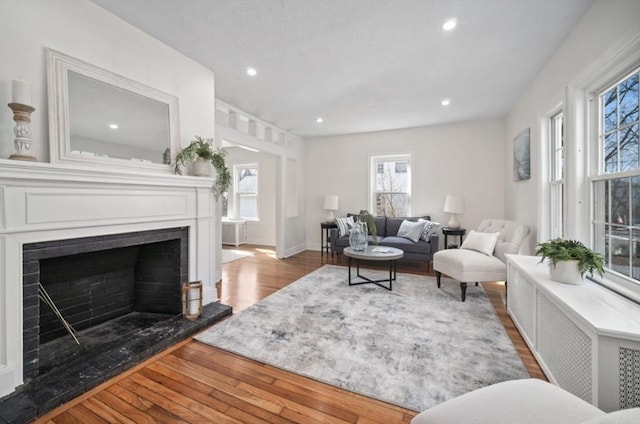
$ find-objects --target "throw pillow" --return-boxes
[461,230,500,256]
[396,219,426,243]
[418,219,440,241]
[336,216,354,237]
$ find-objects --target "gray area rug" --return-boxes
[196,265,528,411]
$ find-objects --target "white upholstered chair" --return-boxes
[411,379,640,424]
[433,219,531,301]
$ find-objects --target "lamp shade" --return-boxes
[444,195,464,214]
[323,195,339,211]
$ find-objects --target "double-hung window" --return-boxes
[592,68,640,283]
[550,111,564,239]
[235,164,259,220]
[370,154,411,217]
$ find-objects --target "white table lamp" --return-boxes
[324,195,339,223]
[444,195,464,229]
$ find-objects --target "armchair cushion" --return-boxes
[461,230,500,256]
[434,248,506,282]
[410,379,604,424]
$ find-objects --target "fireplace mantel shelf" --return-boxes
[0,158,215,188]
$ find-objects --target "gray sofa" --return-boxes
[330,215,439,266]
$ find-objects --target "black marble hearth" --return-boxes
[0,302,232,424]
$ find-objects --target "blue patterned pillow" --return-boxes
[336,216,354,237]
[418,219,440,241]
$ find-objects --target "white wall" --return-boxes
[0,0,216,161]
[305,120,506,250]
[505,0,640,250]
[225,147,277,246]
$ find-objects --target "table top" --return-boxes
[321,221,338,228]
[441,227,466,235]
[343,246,404,261]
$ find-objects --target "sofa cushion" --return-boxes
[418,219,440,241]
[397,220,426,242]
[335,216,354,237]
[410,379,604,424]
[373,216,386,237]
[386,216,426,237]
[380,237,431,255]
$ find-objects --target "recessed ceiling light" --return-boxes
[316,117,323,123]
[442,18,457,31]
[246,67,257,76]
[108,123,118,129]
[441,98,451,106]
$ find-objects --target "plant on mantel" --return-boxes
[172,135,231,200]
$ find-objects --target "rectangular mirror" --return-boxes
[47,48,179,171]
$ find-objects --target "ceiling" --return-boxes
[91,0,594,138]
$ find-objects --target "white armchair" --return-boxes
[433,219,531,301]
[411,379,640,424]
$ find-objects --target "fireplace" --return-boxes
[22,227,188,380]
[0,159,222,410]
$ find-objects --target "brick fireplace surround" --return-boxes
[0,159,228,420]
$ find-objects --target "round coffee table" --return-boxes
[343,246,404,291]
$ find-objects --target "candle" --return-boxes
[12,79,32,105]
[188,287,200,315]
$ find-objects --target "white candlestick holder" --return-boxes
[8,102,37,161]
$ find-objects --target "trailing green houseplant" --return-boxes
[535,238,604,279]
[358,209,377,241]
[172,135,231,200]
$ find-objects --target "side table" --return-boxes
[442,227,466,249]
[320,222,338,256]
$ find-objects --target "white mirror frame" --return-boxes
[46,48,180,172]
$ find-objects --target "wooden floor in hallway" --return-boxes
[35,246,545,423]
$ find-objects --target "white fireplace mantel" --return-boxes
[0,159,220,397]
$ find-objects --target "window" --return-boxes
[550,111,564,238]
[235,164,258,220]
[592,68,639,283]
[370,155,411,217]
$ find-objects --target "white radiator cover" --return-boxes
[0,159,220,397]
[507,255,640,412]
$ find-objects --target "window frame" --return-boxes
[549,110,565,239]
[588,65,640,298]
[369,154,412,217]
[234,163,259,221]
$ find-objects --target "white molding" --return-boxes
[0,164,218,398]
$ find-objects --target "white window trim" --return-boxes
[234,163,259,221]
[539,102,564,241]
[369,153,412,217]
[578,36,640,302]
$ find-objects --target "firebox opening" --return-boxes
[22,227,189,381]
[38,240,181,345]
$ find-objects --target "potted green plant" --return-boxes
[172,135,231,200]
[535,238,604,284]
[358,210,377,241]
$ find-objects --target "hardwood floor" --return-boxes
[35,246,545,423]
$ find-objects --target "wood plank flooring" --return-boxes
[35,246,545,423]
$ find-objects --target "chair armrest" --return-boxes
[429,233,440,253]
